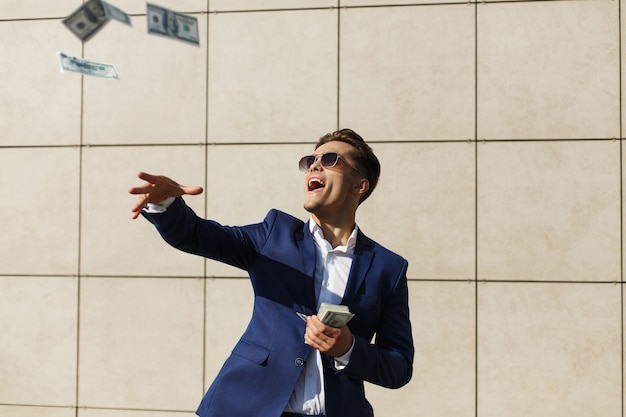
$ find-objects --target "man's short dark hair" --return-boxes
[315,128,381,204]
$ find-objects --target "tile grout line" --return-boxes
[615,0,625,415]
[474,2,479,416]
[74,18,86,416]
[202,0,211,403]
[337,0,341,130]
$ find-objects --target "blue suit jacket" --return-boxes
[143,197,414,417]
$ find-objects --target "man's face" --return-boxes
[302,141,362,217]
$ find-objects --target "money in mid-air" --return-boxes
[63,0,131,42]
[57,52,120,80]
[146,3,200,46]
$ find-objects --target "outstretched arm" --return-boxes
[128,171,204,219]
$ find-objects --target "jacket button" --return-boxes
[295,358,305,366]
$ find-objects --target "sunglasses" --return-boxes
[298,152,365,176]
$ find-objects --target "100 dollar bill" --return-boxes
[57,52,120,80]
[63,0,131,42]
[146,3,199,46]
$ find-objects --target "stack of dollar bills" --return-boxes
[318,303,355,328]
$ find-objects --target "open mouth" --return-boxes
[308,178,325,191]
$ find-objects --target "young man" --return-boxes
[129,129,414,417]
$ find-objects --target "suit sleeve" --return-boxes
[141,197,276,271]
[338,260,414,389]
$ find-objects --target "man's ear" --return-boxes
[352,178,370,196]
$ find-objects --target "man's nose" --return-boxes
[309,155,323,171]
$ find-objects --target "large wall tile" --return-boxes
[358,142,475,280]
[204,143,311,276]
[81,145,205,277]
[0,148,80,275]
[366,281,475,417]
[204,279,254,387]
[208,10,338,142]
[79,277,204,410]
[477,141,620,281]
[478,282,621,417]
[206,144,310,223]
[82,16,207,144]
[0,20,81,146]
[339,5,475,141]
[477,1,619,140]
[0,277,77,406]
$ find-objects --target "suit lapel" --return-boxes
[342,230,375,306]
[297,220,318,312]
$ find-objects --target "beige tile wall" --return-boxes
[1,20,81,146]
[477,1,620,140]
[339,5,475,141]
[207,9,338,142]
[1,1,623,417]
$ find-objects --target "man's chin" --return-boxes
[303,199,319,214]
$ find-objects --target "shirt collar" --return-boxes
[308,218,358,255]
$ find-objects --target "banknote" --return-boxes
[318,303,354,328]
[146,3,200,46]
[63,0,131,42]
[57,52,120,80]
[101,1,132,26]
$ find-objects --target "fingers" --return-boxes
[304,316,339,349]
[136,171,159,183]
[304,315,352,357]
[130,172,204,197]
[129,172,204,218]
[130,195,148,218]
[128,172,159,196]
[128,185,154,195]
[181,185,204,195]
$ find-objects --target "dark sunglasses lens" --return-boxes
[299,153,339,171]
[321,153,339,167]
[299,155,314,171]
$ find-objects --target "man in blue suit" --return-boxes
[129,129,414,417]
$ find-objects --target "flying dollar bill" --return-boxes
[63,0,131,42]
[318,303,354,328]
[57,51,120,80]
[146,3,200,46]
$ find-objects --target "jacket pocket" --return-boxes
[232,339,270,365]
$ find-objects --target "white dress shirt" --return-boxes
[284,219,357,415]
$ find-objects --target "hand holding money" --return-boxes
[303,304,355,357]
[298,303,355,328]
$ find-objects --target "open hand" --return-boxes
[128,171,203,219]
